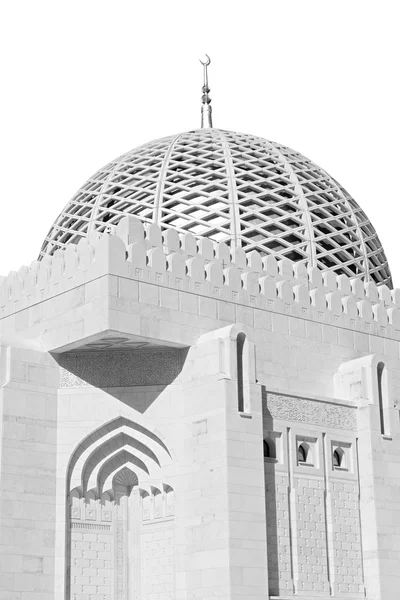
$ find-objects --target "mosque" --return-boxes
[0,56,399,600]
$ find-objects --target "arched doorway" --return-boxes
[66,418,174,599]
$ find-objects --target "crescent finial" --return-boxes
[199,54,211,67]
[199,55,213,129]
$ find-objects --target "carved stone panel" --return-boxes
[69,517,113,598]
[329,481,364,596]
[264,470,293,595]
[292,476,330,594]
[263,391,357,431]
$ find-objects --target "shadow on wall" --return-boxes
[262,385,284,596]
[54,347,189,412]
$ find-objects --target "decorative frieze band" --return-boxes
[263,391,356,431]
[70,522,111,531]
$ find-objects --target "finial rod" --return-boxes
[199,54,213,129]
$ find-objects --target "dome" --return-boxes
[39,128,392,287]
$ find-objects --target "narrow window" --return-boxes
[377,362,385,435]
[263,440,270,458]
[297,443,308,464]
[263,437,276,460]
[333,448,343,467]
[237,333,246,412]
[333,450,340,467]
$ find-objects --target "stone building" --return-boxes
[1,59,399,600]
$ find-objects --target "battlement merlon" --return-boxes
[0,216,400,353]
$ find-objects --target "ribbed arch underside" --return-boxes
[67,416,170,492]
[39,129,392,286]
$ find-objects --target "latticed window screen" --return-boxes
[39,129,392,287]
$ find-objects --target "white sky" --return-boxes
[1,1,399,285]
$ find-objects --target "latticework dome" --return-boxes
[39,128,392,287]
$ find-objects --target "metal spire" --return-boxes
[199,54,213,128]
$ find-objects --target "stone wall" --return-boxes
[263,391,364,597]
[1,215,400,349]
[1,217,400,599]
[0,346,59,600]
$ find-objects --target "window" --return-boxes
[333,447,344,468]
[237,333,246,412]
[296,437,317,467]
[331,442,351,472]
[333,450,340,467]
[263,440,270,458]
[263,437,276,460]
[377,362,385,435]
[297,442,309,464]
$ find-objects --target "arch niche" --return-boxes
[66,417,174,600]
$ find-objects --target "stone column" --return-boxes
[0,343,59,600]
[336,354,400,600]
[175,325,269,600]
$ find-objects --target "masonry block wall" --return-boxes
[0,346,59,600]
[0,216,399,600]
[263,392,363,597]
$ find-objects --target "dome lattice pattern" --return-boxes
[39,129,392,287]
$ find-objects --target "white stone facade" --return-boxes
[0,216,400,599]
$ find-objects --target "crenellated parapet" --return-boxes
[1,216,400,339]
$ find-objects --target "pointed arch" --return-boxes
[97,451,142,495]
[68,417,171,491]
[113,466,138,488]
[67,416,170,487]
[80,432,159,493]
[65,415,175,600]
[85,448,149,494]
